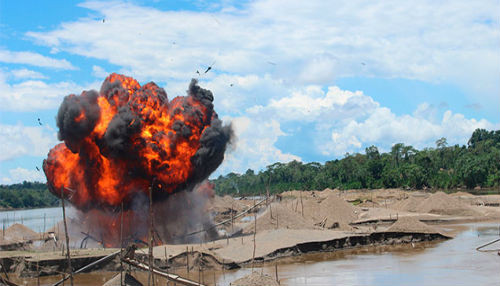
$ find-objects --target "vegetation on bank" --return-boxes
[0,181,58,209]
[1,128,499,208]
[212,129,500,195]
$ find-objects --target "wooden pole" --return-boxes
[120,202,124,286]
[148,185,155,286]
[36,256,40,286]
[186,246,189,274]
[122,258,205,286]
[275,262,279,283]
[300,191,304,217]
[252,210,257,271]
[60,187,73,286]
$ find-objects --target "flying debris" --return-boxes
[230,84,234,87]
[267,61,277,65]
[361,62,366,66]
[211,15,221,25]
[36,166,40,171]
[37,118,42,125]
[204,61,216,74]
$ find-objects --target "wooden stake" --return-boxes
[276,212,279,229]
[252,211,257,271]
[60,187,73,286]
[231,203,234,234]
[300,191,304,217]
[186,246,190,274]
[275,261,279,283]
[120,202,124,286]
[36,255,40,286]
[148,185,155,286]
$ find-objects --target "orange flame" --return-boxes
[43,74,218,210]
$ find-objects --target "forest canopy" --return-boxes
[212,128,500,195]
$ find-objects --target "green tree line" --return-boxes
[212,128,500,195]
[1,129,499,208]
[0,181,58,209]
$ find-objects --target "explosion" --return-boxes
[43,73,232,245]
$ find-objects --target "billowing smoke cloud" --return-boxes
[44,74,233,211]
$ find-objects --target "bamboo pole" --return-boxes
[275,262,279,283]
[122,258,205,286]
[52,250,121,286]
[120,202,124,286]
[60,187,73,286]
[186,246,189,274]
[251,210,257,271]
[148,185,155,286]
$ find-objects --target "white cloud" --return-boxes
[215,116,301,175]
[0,49,76,70]
[91,65,108,78]
[247,85,378,125]
[321,106,497,156]
[0,70,97,111]
[1,168,46,184]
[10,68,48,79]
[0,123,58,161]
[24,0,500,108]
[239,82,498,157]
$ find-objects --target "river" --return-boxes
[0,207,62,232]
[4,210,500,285]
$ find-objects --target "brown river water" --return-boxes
[10,222,500,286]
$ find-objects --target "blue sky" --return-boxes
[0,0,499,184]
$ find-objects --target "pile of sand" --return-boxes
[243,203,314,233]
[2,223,38,241]
[450,191,474,197]
[210,195,245,213]
[415,192,481,216]
[386,216,440,234]
[302,193,358,230]
[391,196,426,212]
[231,272,280,286]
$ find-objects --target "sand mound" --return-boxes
[281,190,316,199]
[210,195,245,213]
[3,223,38,241]
[387,216,440,234]
[243,203,314,233]
[450,191,474,197]
[415,192,481,216]
[391,196,425,212]
[231,272,280,286]
[302,193,358,230]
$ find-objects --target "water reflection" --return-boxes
[216,223,500,286]
[8,222,500,286]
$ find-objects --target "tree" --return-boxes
[436,137,448,149]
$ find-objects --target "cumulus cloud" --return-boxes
[91,65,109,78]
[1,168,46,184]
[0,123,58,161]
[214,116,301,175]
[0,49,76,70]
[24,0,500,108]
[10,69,48,79]
[0,70,97,111]
[320,105,497,156]
[244,83,498,156]
[248,85,378,123]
